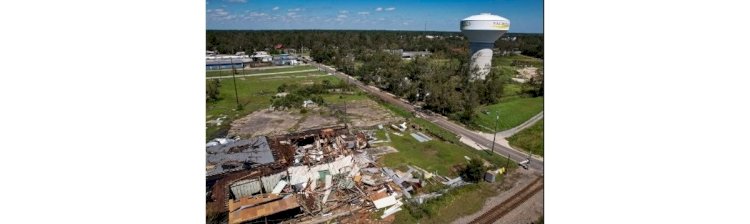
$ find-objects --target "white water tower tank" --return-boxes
[461,13,510,80]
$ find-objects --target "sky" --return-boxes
[206,0,543,33]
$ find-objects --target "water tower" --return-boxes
[460,13,510,80]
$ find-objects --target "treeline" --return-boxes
[320,48,512,124]
[206,30,543,59]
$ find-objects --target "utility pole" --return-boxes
[230,57,241,110]
[491,113,499,153]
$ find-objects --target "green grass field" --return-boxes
[394,182,503,224]
[321,92,369,104]
[412,118,460,144]
[508,119,544,156]
[494,54,544,68]
[474,97,544,132]
[205,71,340,139]
[379,131,512,176]
[503,83,524,97]
[381,124,515,177]
[205,65,317,77]
[370,98,513,176]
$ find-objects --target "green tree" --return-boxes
[206,79,221,102]
[460,157,487,182]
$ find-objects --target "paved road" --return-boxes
[497,111,544,138]
[206,69,319,80]
[304,60,544,171]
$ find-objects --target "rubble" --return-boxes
[207,125,477,223]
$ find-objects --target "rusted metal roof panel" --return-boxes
[227,194,282,212]
[228,195,300,224]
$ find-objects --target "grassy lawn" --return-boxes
[321,92,369,104]
[394,181,503,224]
[369,98,514,176]
[205,71,341,139]
[474,97,544,132]
[379,131,512,176]
[494,54,544,68]
[503,83,524,97]
[205,65,317,77]
[508,119,544,157]
[412,118,460,144]
[382,128,513,173]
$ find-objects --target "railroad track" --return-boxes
[468,177,543,224]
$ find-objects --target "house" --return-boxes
[273,54,299,66]
[384,49,432,60]
[251,51,273,63]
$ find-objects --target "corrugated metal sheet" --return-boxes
[287,155,353,185]
[206,136,275,177]
[227,194,281,212]
[231,179,262,199]
[261,172,283,193]
[228,195,300,224]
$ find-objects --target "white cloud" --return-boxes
[385,7,395,11]
[338,14,347,18]
[375,7,383,11]
[288,8,302,12]
[287,12,296,16]
[208,8,237,21]
[339,10,349,14]
[242,11,270,21]
[272,6,279,11]
[358,11,369,15]
[226,0,246,3]
[207,8,230,17]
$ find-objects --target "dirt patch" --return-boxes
[516,67,539,79]
[451,168,543,224]
[228,109,302,138]
[340,100,403,128]
[297,111,341,131]
[228,98,404,139]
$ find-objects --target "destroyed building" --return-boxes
[207,126,465,224]
[206,136,276,178]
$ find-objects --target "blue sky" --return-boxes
[206,0,543,33]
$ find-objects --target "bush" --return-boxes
[459,157,487,182]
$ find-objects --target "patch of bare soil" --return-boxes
[451,169,543,224]
[229,98,405,139]
[516,67,539,79]
[342,100,403,128]
[297,110,341,131]
[228,109,302,138]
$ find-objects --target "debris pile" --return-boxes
[207,124,470,223]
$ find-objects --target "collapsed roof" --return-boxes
[207,136,276,177]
